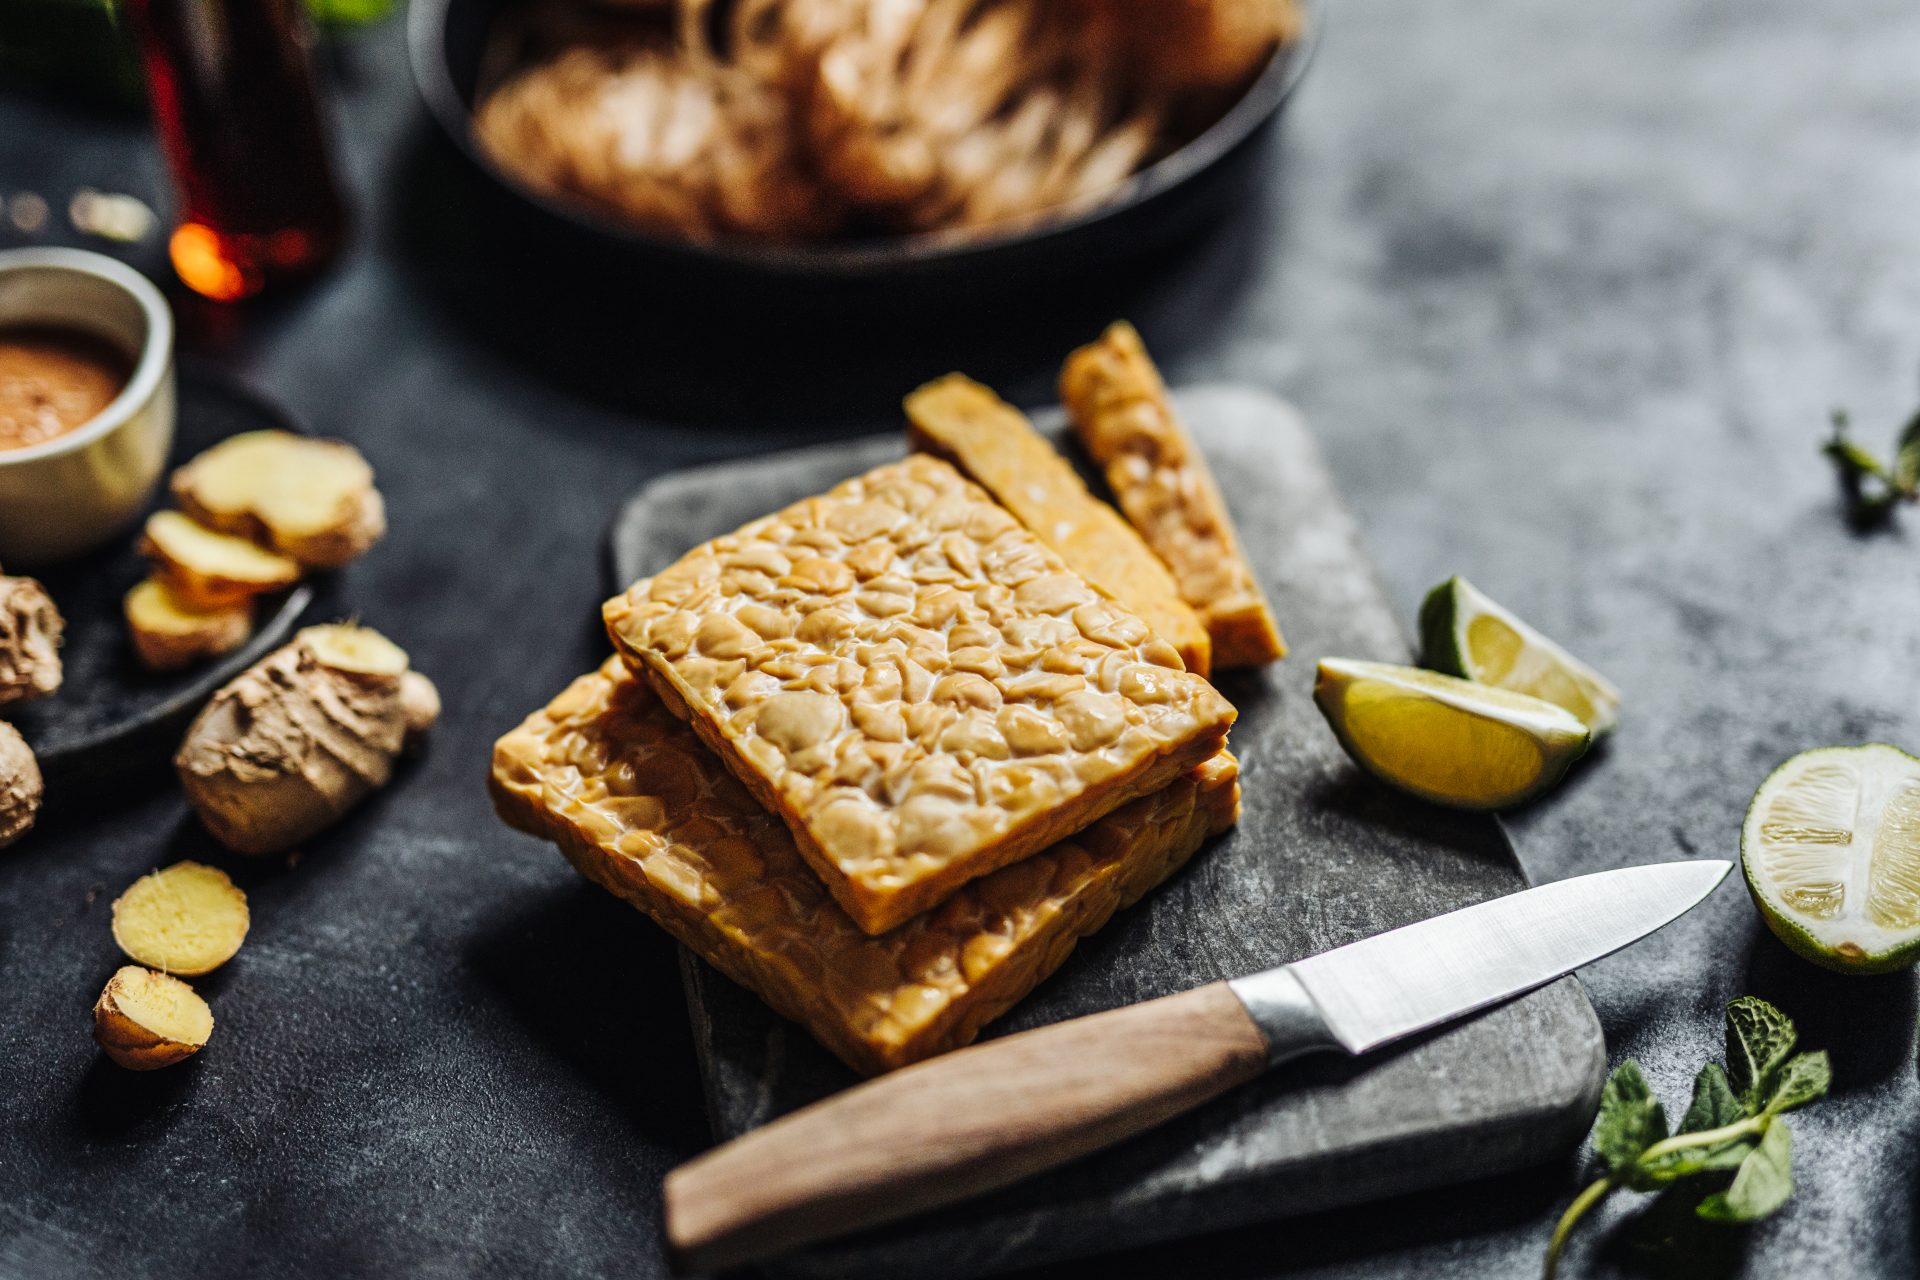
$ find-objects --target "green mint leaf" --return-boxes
[1894,408,1920,495]
[1823,434,1890,488]
[1764,1051,1831,1115]
[1549,1000,1827,1276]
[1697,1120,1794,1223]
[1629,1064,1753,1184]
[1640,1135,1756,1183]
[1679,1063,1744,1133]
[1725,998,1797,1112]
[1593,1061,1668,1176]
[1822,403,1920,522]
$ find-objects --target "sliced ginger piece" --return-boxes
[298,621,410,676]
[94,965,214,1070]
[111,860,251,975]
[172,429,386,570]
[302,621,442,743]
[124,577,252,672]
[140,510,302,608]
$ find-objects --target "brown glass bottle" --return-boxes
[123,0,347,302]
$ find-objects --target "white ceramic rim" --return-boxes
[0,246,174,465]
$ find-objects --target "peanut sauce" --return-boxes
[0,326,133,451]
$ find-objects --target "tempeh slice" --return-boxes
[1060,321,1286,668]
[904,373,1213,677]
[490,660,1240,1075]
[603,453,1237,934]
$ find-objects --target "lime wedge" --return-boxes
[1418,576,1622,735]
[1313,658,1592,810]
[1742,744,1920,973]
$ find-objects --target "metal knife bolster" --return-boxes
[1226,968,1346,1067]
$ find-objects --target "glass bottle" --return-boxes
[122,0,347,301]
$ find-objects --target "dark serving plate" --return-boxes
[7,362,320,781]
[407,0,1319,288]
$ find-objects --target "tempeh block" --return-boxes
[490,660,1240,1075]
[905,373,1213,677]
[603,453,1237,935]
[1060,321,1287,668]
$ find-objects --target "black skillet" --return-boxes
[407,0,1321,293]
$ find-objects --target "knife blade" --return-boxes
[1234,858,1734,1058]
[664,859,1731,1273]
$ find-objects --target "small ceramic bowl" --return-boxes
[0,247,175,567]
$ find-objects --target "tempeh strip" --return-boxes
[603,454,1236,935]
[490,660,1240,1075]
[1060,321,1286,668]
[905,373,1212,677]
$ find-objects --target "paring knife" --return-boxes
[665,858,1732,1272]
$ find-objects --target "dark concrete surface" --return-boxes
[3,2,1918,1278]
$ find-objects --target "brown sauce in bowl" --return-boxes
[0,326,134,451]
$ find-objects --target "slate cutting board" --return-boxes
[607,385,1606,1279]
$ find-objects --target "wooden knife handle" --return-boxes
[663,981,1270,1273]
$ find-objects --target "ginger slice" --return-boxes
[140,510,302,607]
[0,573,64,706]
[176,624,438,855]
[111,861,251,975]
[171,430,386,570]
[297,621,410,676]
[0,720,42,848]
[94,965,215,1070]
[124,577,253,672]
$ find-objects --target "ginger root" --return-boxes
[399,669,441,742]
[140,510,301,608]
[111,861,251,975]
[171,430,386,570]
[124,578,253,672]
[0,720,42,848]
[176,624,439,855]
[93,965,214,1070]
[0,573,63,706]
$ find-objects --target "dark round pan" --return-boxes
[407,0,1320,288]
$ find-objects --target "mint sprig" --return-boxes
[1542,997,1829,1279]
[1824,406,1920,526]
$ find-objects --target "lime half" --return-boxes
[1314,658,1592,810]
[1418,576,1621,735]
[1743,744,1920,974]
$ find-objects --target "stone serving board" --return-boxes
[607,386,1606,1279]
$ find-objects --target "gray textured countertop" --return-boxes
[2,2,1917,1278]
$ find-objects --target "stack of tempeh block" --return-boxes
[490,324,1284,1075]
